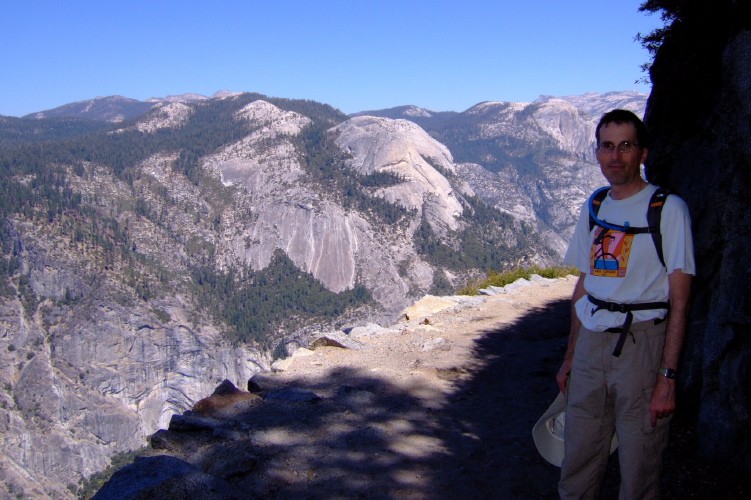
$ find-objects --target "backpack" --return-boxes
[587,186,670,268]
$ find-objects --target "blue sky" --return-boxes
[0,0,664,117]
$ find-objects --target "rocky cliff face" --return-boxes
[333,116,464,233]
[643,0,751,471]
[0,221,262,499]
[455,100,602,255]
[203,100,497,312]
[356,93,649,256]
[535,90,647,119]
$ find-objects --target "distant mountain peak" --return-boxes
[402,105,434,118]
[213,90,242,99]
[24,95,156,122]
[145,93,209,103]
[25,92,230,123]
[351,104,436,119]
[534,90,648,118]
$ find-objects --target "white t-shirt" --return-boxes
[564,184,695,331]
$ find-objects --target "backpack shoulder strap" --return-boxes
[588,187,610,232]
[587,186,670,268]
[647,188,670,268]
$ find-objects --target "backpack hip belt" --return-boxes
[587,295,670,357]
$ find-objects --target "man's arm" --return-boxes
[650,269,692,427]
[557,272,587,394]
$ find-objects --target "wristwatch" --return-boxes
[659,368,677,379]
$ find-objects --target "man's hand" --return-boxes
[649,269,691,427]
[558,273,587,395]
[557,359,572,394]
[649,376,676,427]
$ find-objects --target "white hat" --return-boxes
[532,392,618,467]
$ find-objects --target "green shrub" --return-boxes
[458,265,577,295]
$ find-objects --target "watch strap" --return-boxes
[659,368,677,379]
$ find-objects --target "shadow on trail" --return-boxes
[241,298,576,499]
[423,297,571,500]
[131,299,575,500]
[135,365,464,499]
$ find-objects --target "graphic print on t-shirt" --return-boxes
[589,227,633,277]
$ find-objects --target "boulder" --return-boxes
[91,455,240,500]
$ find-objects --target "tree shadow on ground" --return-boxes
[217,298,579,499]
[423,297,574,499]
[144,363,468,499]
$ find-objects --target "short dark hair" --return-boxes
[595,109,649,149]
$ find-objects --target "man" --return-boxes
[557,109,695,499]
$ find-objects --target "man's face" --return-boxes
[596,122,648,188]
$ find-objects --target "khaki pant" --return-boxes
[559,320,671,500]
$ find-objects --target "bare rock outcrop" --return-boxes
[204,102,424,310]
[334,116,464,234]
[450,100,608,255]
[134,102,192,133]
[535,90,647,120]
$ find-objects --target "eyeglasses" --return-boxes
[595,141,642,154]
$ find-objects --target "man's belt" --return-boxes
[587,295,670,357]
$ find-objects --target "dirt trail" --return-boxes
[204,276,574,498]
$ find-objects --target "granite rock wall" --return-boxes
[644,0,751,471]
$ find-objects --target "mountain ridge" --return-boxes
[19,90,240,123]
[17,89,647,123]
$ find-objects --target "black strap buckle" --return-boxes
[604,302,629,313]
[586,295,669,357]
